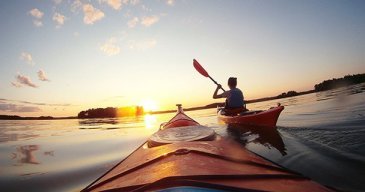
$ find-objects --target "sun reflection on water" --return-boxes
[144,114,157,129]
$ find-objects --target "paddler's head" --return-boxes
[228,77,237,89]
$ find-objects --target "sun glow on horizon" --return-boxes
[139,99,159,112]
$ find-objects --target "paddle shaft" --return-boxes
[209,76,225,92]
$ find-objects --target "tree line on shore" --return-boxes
[270,73,364,100]
[77,106,144,118]
[0,115,54,120]
[314,73,365,91]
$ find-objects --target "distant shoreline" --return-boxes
[0,90,314,120]
[150,89,316,114]
[1,73,364,120]
[0,115,78,120]
[0,89,326,119]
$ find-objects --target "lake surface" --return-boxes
[1,83,364,192]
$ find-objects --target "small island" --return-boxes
[1,73,364,120]
[77,106,144,118]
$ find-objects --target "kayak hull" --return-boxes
[218,106,285,127]
[83,105,332,192]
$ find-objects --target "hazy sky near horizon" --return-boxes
[0,0,364,116]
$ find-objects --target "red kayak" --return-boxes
[218,105,285,127]
[82,104,332,192]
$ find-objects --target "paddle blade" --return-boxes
[193,59,209,77]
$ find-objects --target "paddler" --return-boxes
[213,77,246,114]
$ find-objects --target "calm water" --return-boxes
[1,83,365,192]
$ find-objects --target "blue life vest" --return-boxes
[226,88,244,108]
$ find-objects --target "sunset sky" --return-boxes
[0,0,364,117]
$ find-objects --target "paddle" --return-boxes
[193,59,225,92]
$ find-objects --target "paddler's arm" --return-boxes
[213,84,228,99]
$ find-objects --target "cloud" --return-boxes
[128,39,157,50]
[53,12,66,28]
[83,4,105,25]
[100,0,139,9]
[100,38,120,56]
[166,0,175,6]
[0,103,41,112]
[33,20,43,27]
[0,98,71,107]
[100,0,123,10]
[71,0,83,13]
[29,8,44,27]
[12,73,38,88]
[11,82,22,88]
[29,8,44,19]
[38,70,50,81]
[20,52,34,65]
[127,17,139,28]
[141,15,159,27]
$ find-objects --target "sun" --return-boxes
[139,99,159,112]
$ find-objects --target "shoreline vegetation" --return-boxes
[1,73,364,120]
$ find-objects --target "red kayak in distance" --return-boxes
[218,105,285,127]
[82,104,332,192]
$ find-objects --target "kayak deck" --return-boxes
[148,125,216,147]
[161,105,199,129]
[82,105,332,192]
[83,134,331,192]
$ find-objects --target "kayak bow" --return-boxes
[82,104,332,192]
[218,105,285,127]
